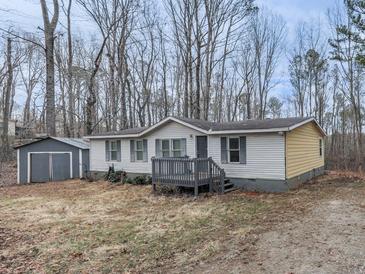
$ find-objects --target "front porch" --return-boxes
[151,157,235,196]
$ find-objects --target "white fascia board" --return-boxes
[208,127,290,135]
[85,117,326,139]
[288,118,327,136]
[84,134,140,140]
[85,117,208,139]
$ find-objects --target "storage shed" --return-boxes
[14,137,90,184]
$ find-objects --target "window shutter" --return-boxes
[155,139,161,157]
[105,140,110,161]
[181,138,187,156]
[130,140,135,162]
[143,139,148,162]
[117,140,121,162]
[221,137,227,163]
[239,136,247,164]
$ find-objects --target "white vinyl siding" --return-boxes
[90,121,201,174]
[209,133,285,180]
[89,121,285,180]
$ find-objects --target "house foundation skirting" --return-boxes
[89,166,324,193]
[230,166,324,193]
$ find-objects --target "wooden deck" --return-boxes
[151,157,225,196]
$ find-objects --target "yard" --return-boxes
[0,173,364,274]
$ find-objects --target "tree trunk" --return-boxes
[1,38,12,159]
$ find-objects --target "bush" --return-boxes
[134,175,149,185]
[122,175,152,185]
[105,166,126,183]
[123,177,134,184]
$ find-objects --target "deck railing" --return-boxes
[151,157,225,196]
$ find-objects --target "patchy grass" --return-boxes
[0,181,267,273]
[0,174,364,273]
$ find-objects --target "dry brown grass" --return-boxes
[0,175,364,273]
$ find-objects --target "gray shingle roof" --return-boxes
[51,137,90,149]
[87,117,314,138]
[13,137,90,149]
[175,117,310,131]
[90,126,148,137]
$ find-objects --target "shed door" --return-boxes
[31,153,50,182]
[30,153,71,182]
[52,153,71,181]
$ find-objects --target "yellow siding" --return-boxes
[286,122,324,179]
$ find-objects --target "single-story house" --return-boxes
[85,116,325,193]
[15,137,90,184]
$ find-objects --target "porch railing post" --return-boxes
[220,170,225,194]
[151,157,156,192]
[208,157,212,193]
[194,158,199,197]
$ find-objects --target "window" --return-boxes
[156,138,186,158]
[229,137,240,163]
[135,140,144,161]
[319,139,323,157]
[172,139,182,157]
[110,140,118,161]
[161,139,170,157]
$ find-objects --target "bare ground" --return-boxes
[0,161,17,187]
[0,172,364,273]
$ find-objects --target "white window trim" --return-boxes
[79,149,83,179]
[161,139,171,157]
[172,139,183,157]
[160,138,185,158]
[319,138,323,157]
[135,139,145,162]
[108,140,119,162]
[17,149,20,184]
[228,137,240,163]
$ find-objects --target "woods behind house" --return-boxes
[0,0,364,170]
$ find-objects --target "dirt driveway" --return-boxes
[0,172,364,273]
[189,173,365,274]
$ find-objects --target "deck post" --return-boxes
[220,170,225,194]
[151,157,156,192]
[194,159,199,197]
[208,158,212,193]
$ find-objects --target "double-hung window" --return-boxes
[172,139,183,157]
[106,140,120,162]
[161,139,171,157]
[135,140,144,161]
[156,138,186,158]
[228,137,240,163]
[110,141,118,161]
[130,139,147,162]
[220,136,246,164]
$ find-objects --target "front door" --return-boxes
[196,136,208,158]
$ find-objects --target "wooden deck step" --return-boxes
[223,179,238,193]
[224,187,239,193]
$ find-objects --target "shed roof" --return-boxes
[13,137,90,149]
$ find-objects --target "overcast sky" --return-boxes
[0,0,335,115]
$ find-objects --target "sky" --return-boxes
[0,0,336,116]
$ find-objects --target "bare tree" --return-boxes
[40,0,59,136]
[252,11,286,119]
